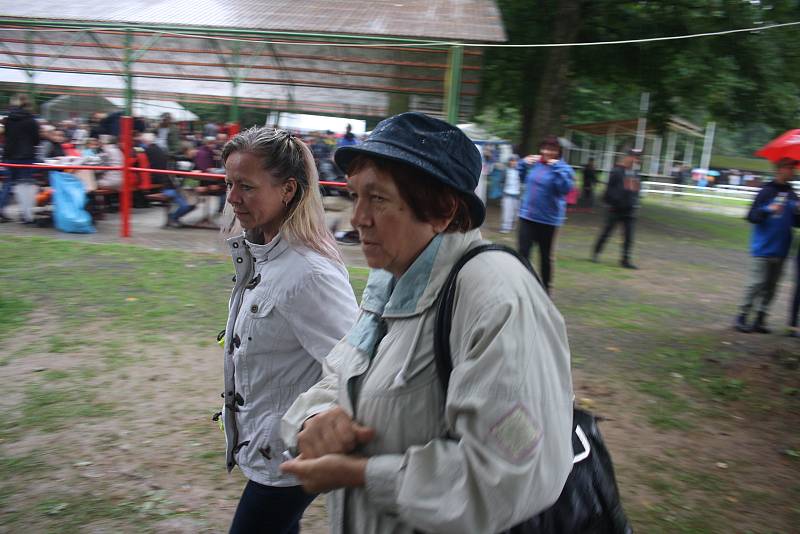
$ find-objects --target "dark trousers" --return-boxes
[738,256,785,317]
[229,481,316,534]
[0,159,36,213]
[581,187,594,208]
[518,218,558,292]
[594,209,635,263]
[790,253,800,328]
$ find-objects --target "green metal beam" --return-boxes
[87,31,123,73]
[132,32,164,61]
[444,45,463,124]
[230,43,240,124]
[40,30,88,69]
[0,40,28,68]
[25,30,36,102]
[0,18,464,46]
[0,64,444,96]
[123,29,133,115]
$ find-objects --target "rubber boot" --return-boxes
[752,312,771,334]
[733,313,751,333]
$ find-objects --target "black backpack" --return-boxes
[433,244,632,534]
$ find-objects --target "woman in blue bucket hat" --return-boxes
[281,112,574,533]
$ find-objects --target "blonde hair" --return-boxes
[221,126,342,264]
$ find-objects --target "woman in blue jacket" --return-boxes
[517,136,575,293]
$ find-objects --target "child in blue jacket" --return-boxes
[734,158,799,333]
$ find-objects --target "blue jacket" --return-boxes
[519,159,575,226]
[746,180,799,257]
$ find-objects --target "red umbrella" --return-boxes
[755,129,800,163]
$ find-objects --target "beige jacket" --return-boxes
[282,230,574,533]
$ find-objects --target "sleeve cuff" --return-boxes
[365,454,406,514]
[280,401,336,448]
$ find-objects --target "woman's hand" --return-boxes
[297,406,375,459]
[280,454,368,493]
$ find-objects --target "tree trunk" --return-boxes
[521,0,582,154]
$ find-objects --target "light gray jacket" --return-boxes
[282,230,574,533]
[223,232,358,486]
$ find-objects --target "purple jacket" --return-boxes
[194,145,216,171]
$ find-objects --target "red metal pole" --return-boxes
[119,116,133,238]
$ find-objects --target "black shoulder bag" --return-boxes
[434,244,632,534]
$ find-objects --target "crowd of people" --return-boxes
[0,94,361,229]
[3,94,799,531]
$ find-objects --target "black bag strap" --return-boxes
[433,243,542,396]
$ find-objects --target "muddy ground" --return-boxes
[0,199,797,533]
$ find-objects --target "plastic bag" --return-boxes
[49,171,95,234]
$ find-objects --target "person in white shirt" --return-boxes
[500,154,521,233]
[219,126,359,534]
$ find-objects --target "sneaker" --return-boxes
[0,215,11,223]
[752,312,771,334]
[621,260,638,269]
[733,314,751,333]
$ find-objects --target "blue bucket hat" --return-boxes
[334,112,485,227]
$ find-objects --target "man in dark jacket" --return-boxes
[734,158,799,333]
[1,94,40,222]
[591,148,642,268]
[142,132,194,227]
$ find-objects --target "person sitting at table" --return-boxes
[96,135,123,190]
[142,132,195,227]
[82,137,101,159]
[43,129,67,159]
[194,136,217,171]
[195,136,225,214]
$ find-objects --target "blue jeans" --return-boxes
[229,480,316,534]
[162,188,192,221]
[0,159,36,214]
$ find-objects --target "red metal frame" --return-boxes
[0,136,346,237]
[119,116,133,237]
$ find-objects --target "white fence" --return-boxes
[641,182,756,203]
[641,181,800,203]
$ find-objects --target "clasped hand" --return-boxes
[280,406,375,493]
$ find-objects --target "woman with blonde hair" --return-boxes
[219,126,358,534]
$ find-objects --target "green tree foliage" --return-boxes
[478,0,800,155]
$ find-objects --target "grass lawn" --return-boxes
[0,201,798,533]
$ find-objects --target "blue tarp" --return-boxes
[49,171,95,233]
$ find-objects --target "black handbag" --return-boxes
[433,244,632,534]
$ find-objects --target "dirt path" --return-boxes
[1,201,798,533]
